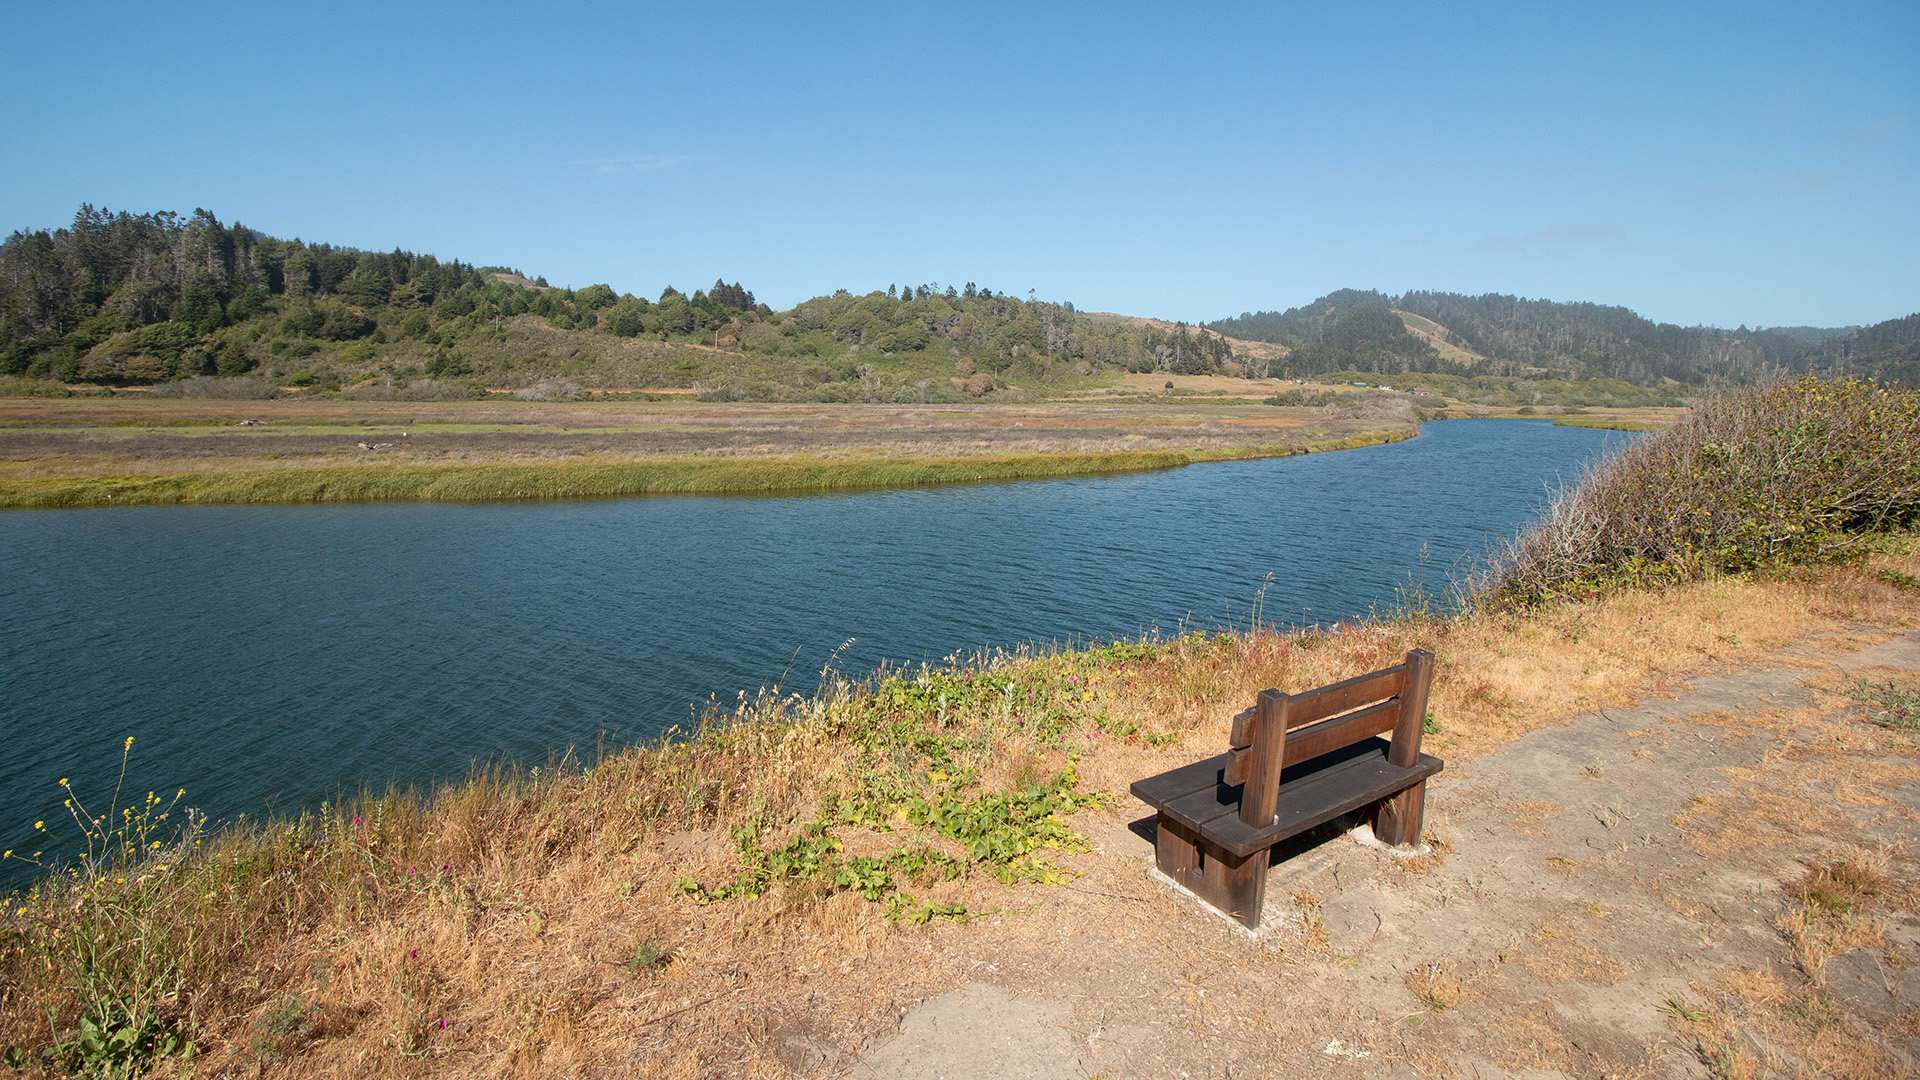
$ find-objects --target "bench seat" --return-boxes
[1132,736,1443,859]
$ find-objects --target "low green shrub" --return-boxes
[1852,678,1920,729]
[0,375,73,398]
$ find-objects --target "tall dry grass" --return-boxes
[1481,377,1920,607]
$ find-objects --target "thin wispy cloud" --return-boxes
[1851,116,1907,143]
[1762,170,1838,193]
[1484,224,1626,251]
[1696,169,1840,203]
[573,154,692,176]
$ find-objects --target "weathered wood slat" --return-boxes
[1229,668,1405,745]
[1232,698,1401,784]
[1145,739,1440,855]
[1225,745,1254,786]
[1150,737,1408,835]
[1129,753,1231,808]
[1228,706,1258,747]
[1283,698,1401,763]
[1284,665,1406,729]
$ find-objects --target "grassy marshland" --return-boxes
[2,377,1917,1077]
[0,429,1415,510]
[1551,417,1662,432]
[0,395,1422,508]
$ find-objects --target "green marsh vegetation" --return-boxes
[0,419,1420,508]
[1551,418,1662,432]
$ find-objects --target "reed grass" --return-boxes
[0,427,1419,510]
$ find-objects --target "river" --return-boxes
[0,418,1626,881]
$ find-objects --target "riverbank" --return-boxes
[0,396,1424,508]
[4,544,1915,1077]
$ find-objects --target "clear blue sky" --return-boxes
[2,2,1913,329]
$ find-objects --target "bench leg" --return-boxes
[1153,813,1203,887]
[1154,814,1270,929]
[1372,779,1427,848]
[1214,847,1270,930]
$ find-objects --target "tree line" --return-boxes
[0,205,1240,387]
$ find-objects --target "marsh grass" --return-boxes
[0,451,1195,508]
[12,450,1248,509]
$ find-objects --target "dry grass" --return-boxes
[1404,961,1463,1011]
[2,536,1917,1076]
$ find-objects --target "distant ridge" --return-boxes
[1206,290,1916,387]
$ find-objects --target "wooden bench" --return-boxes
[1130,649,1443,929]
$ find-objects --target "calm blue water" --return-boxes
[0,419,1622,881]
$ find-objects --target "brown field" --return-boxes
[0,395,1409,482]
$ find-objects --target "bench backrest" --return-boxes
[1224,649,1435,828]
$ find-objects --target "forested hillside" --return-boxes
[2,204,1911,398]
[0,205,1234,400]
[1207,290,1917,387]
[1817,312,1920,386]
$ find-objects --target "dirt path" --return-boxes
[849,632,1920,1079]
